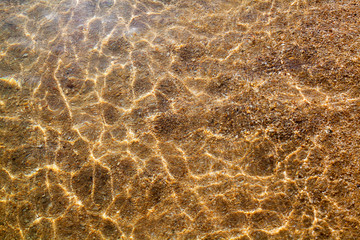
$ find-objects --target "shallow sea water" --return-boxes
[1,0,360,239]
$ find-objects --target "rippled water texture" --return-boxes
[1,0,360,239]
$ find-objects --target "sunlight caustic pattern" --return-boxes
[0,0,360,239]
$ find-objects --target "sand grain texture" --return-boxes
[0,0,360,239]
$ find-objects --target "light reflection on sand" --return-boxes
[0,0,360,239]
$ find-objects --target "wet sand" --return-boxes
[0,0,360,239]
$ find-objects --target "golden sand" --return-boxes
[0,0,360,239]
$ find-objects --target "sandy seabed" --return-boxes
[0,0,360,239]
